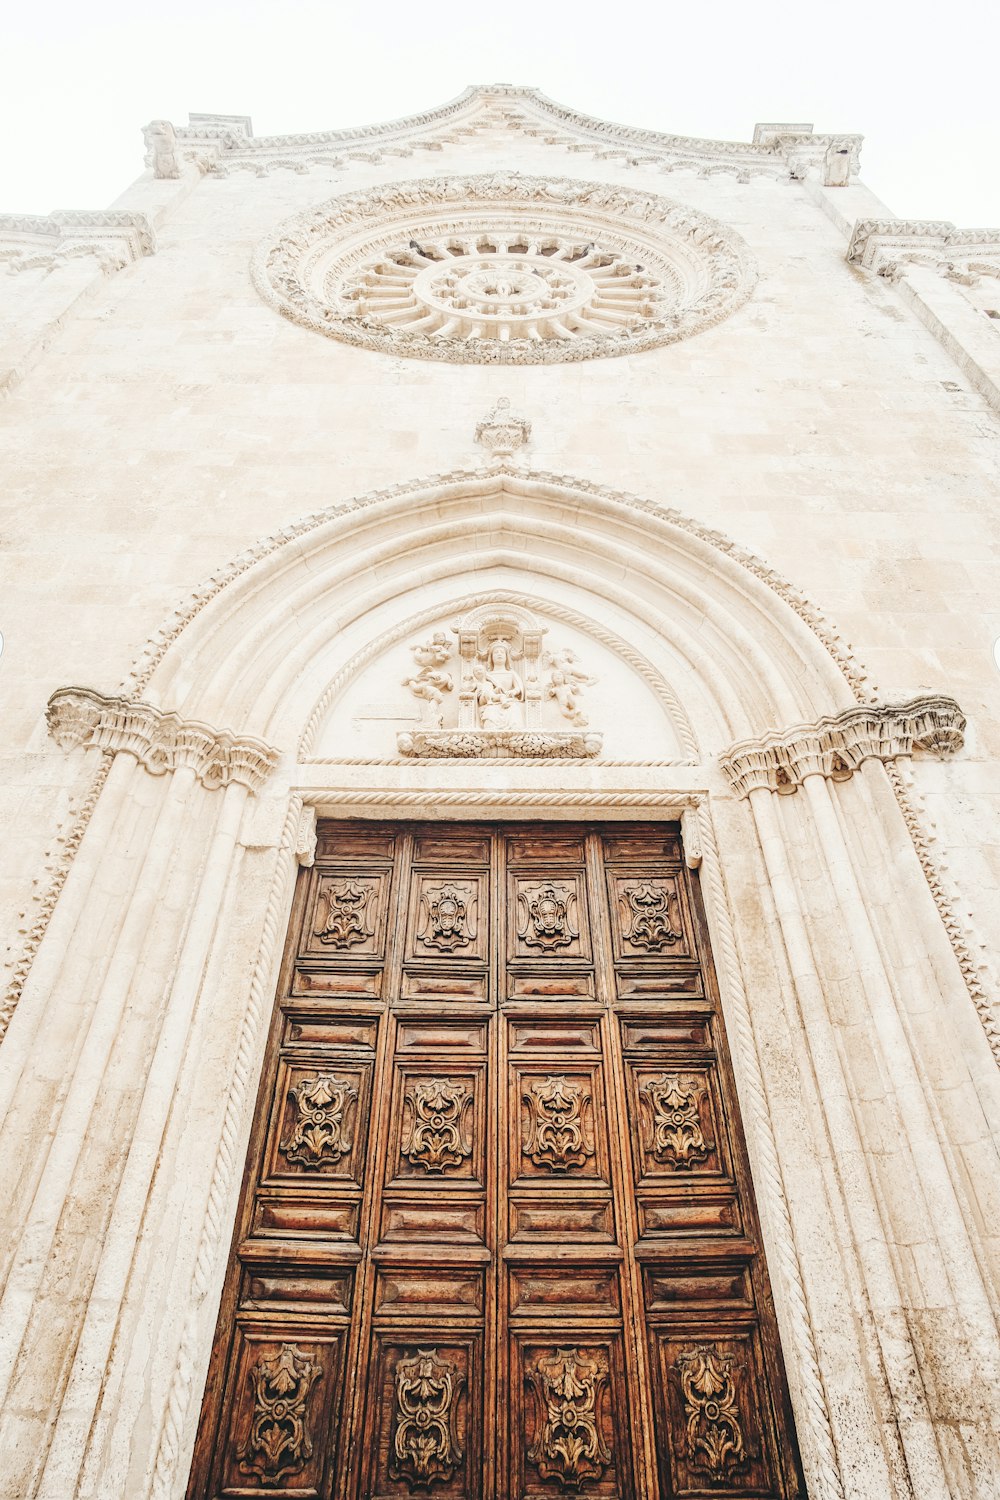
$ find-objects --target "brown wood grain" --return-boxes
[185,822,804,1499]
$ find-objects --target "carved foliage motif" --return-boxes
[522,1075,594,1173]
[642,1073,713,1169]
[517,880,579,951]
[401,1078,474,1173]
[526,1346,612,1490]
[389,1348,465,1489]
[620,880,681,952]
[418,882,476,952]
[237,1343,321,1484]
[315,878,375,949]
[676,1345,749,1480]
[280,1073,357,1169]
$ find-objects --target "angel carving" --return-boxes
[542,647,596,728]
[402,632,454,728]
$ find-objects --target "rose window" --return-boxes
[253,175,755,363]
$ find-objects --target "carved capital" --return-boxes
[721,695,965,798]
[475,396,531,459]
[46,687,280,794]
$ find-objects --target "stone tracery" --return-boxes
[252,176,756,363]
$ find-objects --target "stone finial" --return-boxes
[474,397,531,460]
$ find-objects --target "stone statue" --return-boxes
[473,640,525,729]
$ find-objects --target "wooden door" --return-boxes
[187,822,803,1500]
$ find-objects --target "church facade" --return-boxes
[1,87,999,1499]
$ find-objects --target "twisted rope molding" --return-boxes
[694,804,845,1500]
[886,760,1000,1066]
[0,751,113,1047]
[297,586,701,760]
[301,789,704,810]
[150,795,302,1500]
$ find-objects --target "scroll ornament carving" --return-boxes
[621,881,681,951]
[523,1075,594,1173]
[280,1073,356,1169]
[517,881,579,950]
[418,883,476,951]
[251,174,756,365]
[526,1346,612,1489]
[399,611,601,758]
[46,687,279,794]
[389,1348,465,1488]
[643,1074,713,1168]
[676,1346,749,1481]
[721,695,966,798]
[402,1078,474,1173]
[238,1343,321,1484]
[314,879,375,948]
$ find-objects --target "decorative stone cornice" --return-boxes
[721,696,965,798]
[847,219,1000,281]
[0,210,155,274]
[397,729,602,759]
[154,90,860,185]
[46,688,280,793]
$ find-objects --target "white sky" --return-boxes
[4,0,999,225]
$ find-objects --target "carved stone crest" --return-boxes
[389,1348,465,1489]
[475,395,530,459]
[620,880,681,951]
[522,1075,594,1173]
[280,1073,357,1169]
[238,1343,321,1484]
[314,878,375,949]
[401,1078,474,1173]
[517,881,579,951]
[676,1345,749,1480]
[642,1073,713,1169]
[526,1346,612,1489]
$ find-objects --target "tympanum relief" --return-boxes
[398,606,601,758]
[319,598,686,762]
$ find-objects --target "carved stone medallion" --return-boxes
[526,1346,612,1489]
[642,1073,713,1169]
[522,1075,594,1173]
[389,1348,465,1488]
[280,1072,357,1170]
[238,1343,321,1484]
[516,880,579,951]
[401,1078,474,1173]
[676,1345,749,1480]
[253,175,756,364]
[620,880,681,951]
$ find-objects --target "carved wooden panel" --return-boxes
[187,822,804,1500]
[649,1328,780,1497]
[359,1336,481,1500]
[513,1336,632,1498]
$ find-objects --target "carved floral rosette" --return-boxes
[252,175,756,364]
